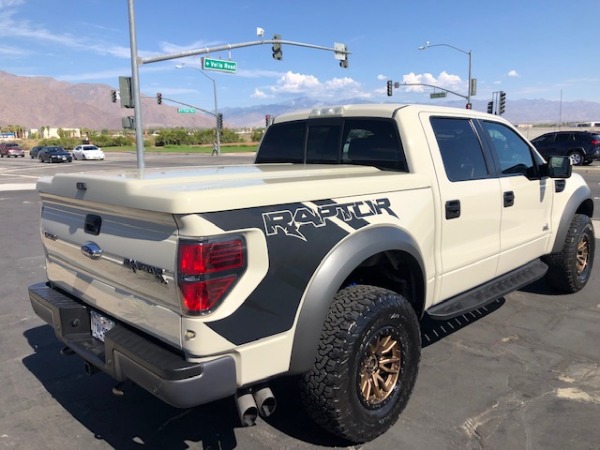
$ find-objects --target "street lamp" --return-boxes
[176,63,220,155]
[418,41,472,107]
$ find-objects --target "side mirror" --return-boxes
[545,156,572,179]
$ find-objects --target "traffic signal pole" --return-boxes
[127,0,350,168]
[127,0,144,169]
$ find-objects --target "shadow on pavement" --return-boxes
[22,298,506,449]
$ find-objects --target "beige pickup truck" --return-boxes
[29,104,594,443]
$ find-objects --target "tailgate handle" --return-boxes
[84,214,102,235]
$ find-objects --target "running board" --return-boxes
[427,259,548,320]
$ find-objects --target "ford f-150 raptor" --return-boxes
[29,104,594,443]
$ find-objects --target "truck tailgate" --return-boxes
[40,193,182,347]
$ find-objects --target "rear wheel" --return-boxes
[300,285,420,443]
[543,214,594,293]
[568,151,584,166]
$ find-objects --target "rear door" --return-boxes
[428,116,502,300]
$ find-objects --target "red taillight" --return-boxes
[591,139,600,146]
[180,276,237,312]
[178,238,246,315]
[179,240,244,274]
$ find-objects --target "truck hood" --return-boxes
[37,163,430,214]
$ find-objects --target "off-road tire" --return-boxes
[543,214,595,293]
[300,285,420,443]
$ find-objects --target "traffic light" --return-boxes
[217,113,223,129]
[272,34,282,60]
[156,93,162,105]
[499,91,506,115]
[386,80,393,97]
[265,114,271,127]
[487,101,494,114]
[111,90,117,103]
[465,103,472,110]
[118,76,134,108]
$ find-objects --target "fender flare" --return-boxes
[550,184,593,254]
[288,225,425,374]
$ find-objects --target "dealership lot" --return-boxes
[1,154,599,449]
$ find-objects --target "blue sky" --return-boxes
[0,0,597,111]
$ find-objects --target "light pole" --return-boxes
[418,41,472,107]
[176,63,220,155]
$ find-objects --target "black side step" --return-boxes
[427,259,548,320]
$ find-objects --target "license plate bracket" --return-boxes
[90,310,115,343]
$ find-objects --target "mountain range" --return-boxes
[1,71,599,131]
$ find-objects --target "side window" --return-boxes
[255,121,306,163]
[482,121,536,177]
[430,117,489,182]
[342,119,407,171]
[555,133,570,143]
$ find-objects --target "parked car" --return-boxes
[38,146,73,163]
[530,131,600,166]
[0,142,25,158]
[30,146,44,159]
[72,144,105,160]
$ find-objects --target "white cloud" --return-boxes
[376,74,387,80]
[0,0,25,8]
[251,88,269,98]
[266,71,371,100]
[270,71,320,94]
[401,71,463,93]
[508,69,520,77]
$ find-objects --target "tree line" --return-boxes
[0,125,265,149]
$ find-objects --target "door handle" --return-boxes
[445,200,461,219]
[504,191,515,207]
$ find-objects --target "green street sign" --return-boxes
[430,92,447,99]
[202,57,237,74]
[177,108,196,114]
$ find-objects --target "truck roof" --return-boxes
[272,103,504,124]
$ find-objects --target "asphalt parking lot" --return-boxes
[1,154,599,450]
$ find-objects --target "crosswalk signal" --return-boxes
[111,90,117,103]
[386,80,393,97]
[272,34,282,60]
[499,91,506,115]
[487,101,494,114]
[156,93,162,105]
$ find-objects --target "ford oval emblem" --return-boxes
[81,241,102,260]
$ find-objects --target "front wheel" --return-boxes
[543,214,595,293]
[300,285,421,443]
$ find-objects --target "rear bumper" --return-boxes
[28,282,237,408]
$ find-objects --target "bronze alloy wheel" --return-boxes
[359,331,401,405]
[577,234,590,274]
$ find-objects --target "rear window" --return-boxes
[256,117,407,171]
[430,117,489,182]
